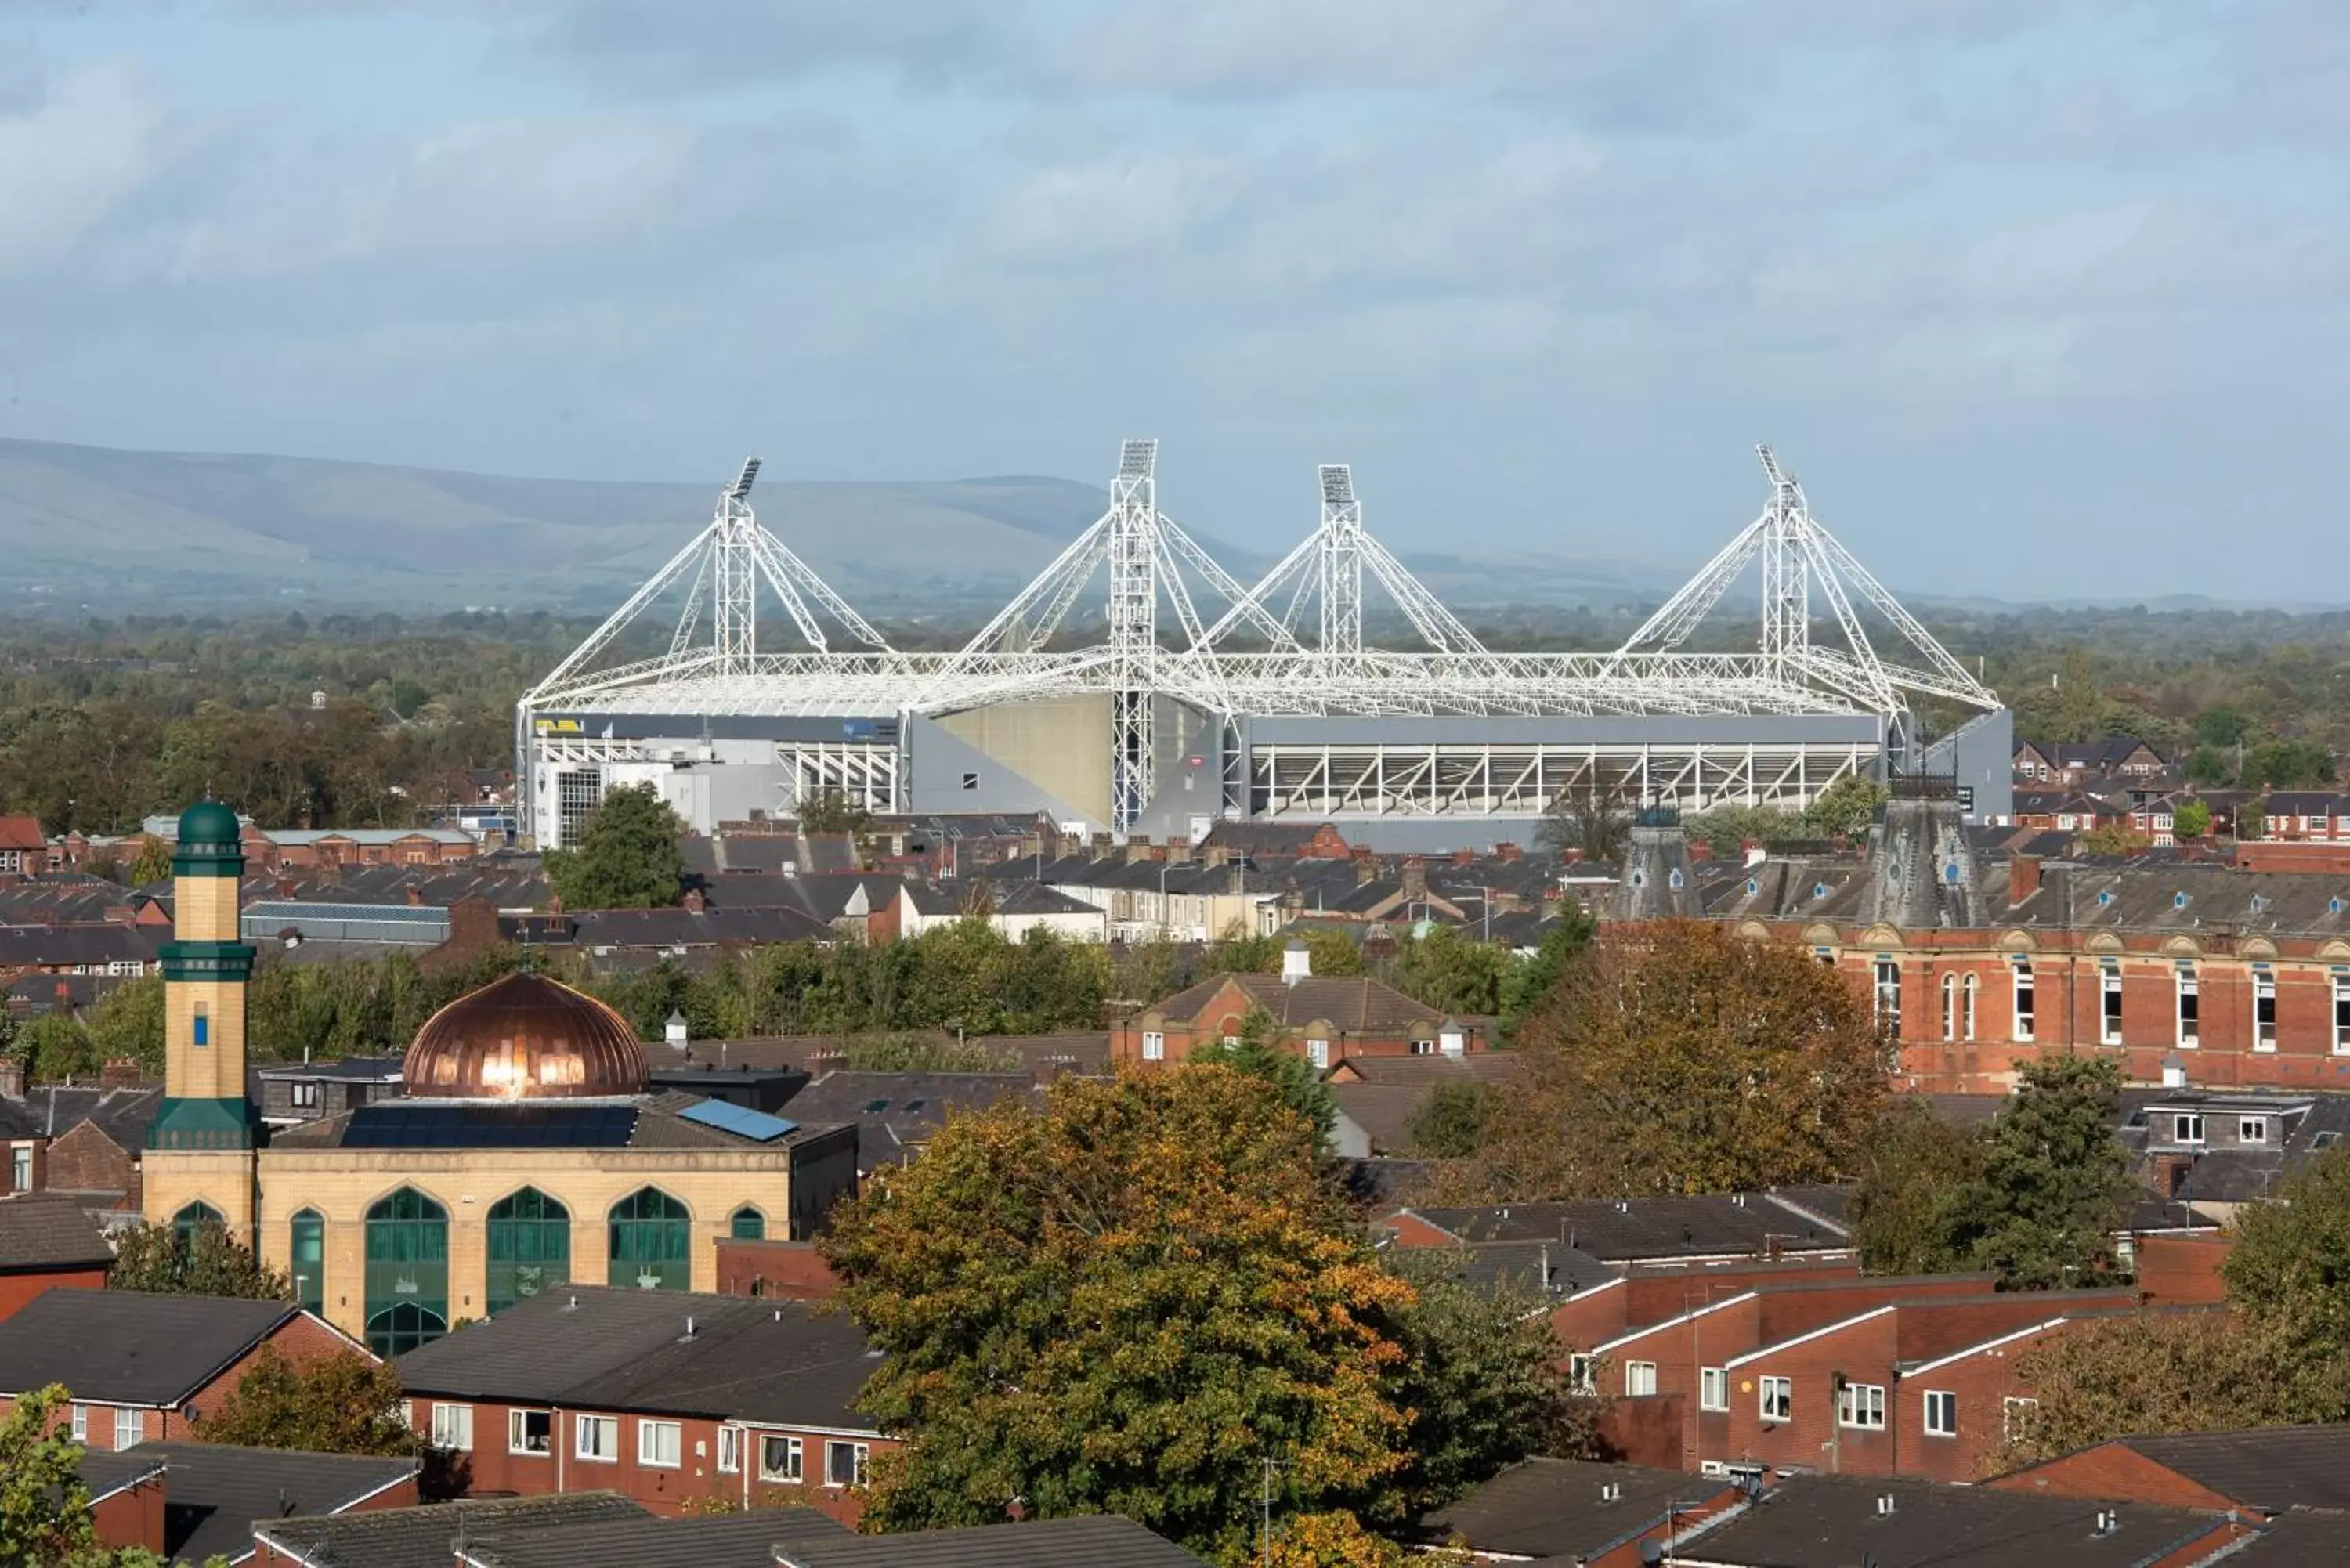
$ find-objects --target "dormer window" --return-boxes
[1813,882,1829,900]
[2173,891,2190,909]
[2099,891,2114,907]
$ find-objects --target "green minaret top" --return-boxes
[174,800,245,877]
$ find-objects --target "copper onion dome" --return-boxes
[402,972,649,1099]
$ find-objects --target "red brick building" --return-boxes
[0,1191,114,1321]
[1988,1425,2350,1516]
[0,816,52,877]
[396,1287,891,1523]
[714,1237,841,1300]
[0,1290,367,1449]
[1114,965,1489,1070]
[85,1441,417,1564]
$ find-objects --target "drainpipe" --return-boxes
[555,1404,566,1495]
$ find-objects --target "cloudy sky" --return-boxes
[2,0,2344,598]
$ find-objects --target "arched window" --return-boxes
[173,1201,225,1246]
[729,1206,766,1242]
[289,1209,325,1315]
[364,1188,449,1357]
[1961,974,1979,1043]
[609,1188,691,1292]
[1940,974,1958,1042]
[486,1187,571,1316]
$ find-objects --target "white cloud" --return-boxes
[0,58,175,276]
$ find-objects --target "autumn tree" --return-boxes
[0,1383,103,1566]
[1407,1080,1496,1159]
[2075,823,2153,858]
[2224,1141,2350,1358]
[821,1068,1417,1559]
[1496,908,1593,1037]
[1436,923,1886,1201]
[128,834,175,887]
[110,1221,290,1300]
[543,784,686,909]
[195,1345,417,1456]
[1848,1100,1986,1276]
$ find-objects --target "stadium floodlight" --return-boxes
[729,457,761,500]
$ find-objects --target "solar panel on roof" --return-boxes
[677,1098,798,1143]
[342,1104,638,1149]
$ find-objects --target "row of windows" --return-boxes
[1678,1367,2037,1439]
[1874,959,2350,1053]
[70,1403,147,1450]
[436,1403,869,1484]
[174,1187,772,1358]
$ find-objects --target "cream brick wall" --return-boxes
[172,875,241,942]
[143,1149,258,1239]
[253,1148,797,1341]
[165,981,248,1100]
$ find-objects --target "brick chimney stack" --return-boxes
[2009,854,2042,904]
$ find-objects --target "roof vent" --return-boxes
[2094,1509,2118,1537]
[1615,1200,1631,1214]
[563,1295,579,1311]
[1282,938,1311,985]
[1601,1482,1623,1503]
[683,1315,696,1340]
[1876,1494,1896,1516]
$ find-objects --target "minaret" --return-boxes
[144,800,260,1234]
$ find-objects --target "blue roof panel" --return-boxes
[678,1099,799,1143]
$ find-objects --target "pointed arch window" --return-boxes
[487,1188,571,1316]
[172,1201,225,1246]
[364,1188,449,1357]
[609,1188,692,1292]
[289,1209,325,1314]
[729,1206,767,1242]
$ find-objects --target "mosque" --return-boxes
[140,802,858,1354]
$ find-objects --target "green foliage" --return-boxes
[2173,798,2212,839]
[13,1013,97,1084]
[0,1384,102,1566]
[542,784,687,909]
[836,1035,1021,1073]
[1497,908,1594,1038]
[1847,1100,1987,1276]
[2223,1143,2350,1356]
[194,1345,418,1456]
[796,788,875,836]
[1681,804,1806,859]
[2195,707,2252,748]
[2075,823,2153,857]
[128,834,175,887]
[85,977,166,1077]
[1191,1010,1338,1143]
[1407,1081,1496,1159]
[2240,803,2269,841]
[1386,927,1511,1017]
[1801,774,1889,840]
[2184,746,2234,786]
[1957,1055,2133,1290]
[245,945,517,1061]
[109,1222,291,1300]
[2243,739,2337,789]
[821,1068,1415,1559]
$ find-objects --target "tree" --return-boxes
[1384,927,1510,1017]
[1680,804,1806,860]
[797,788,875,836]
[837,1035,1021,1073]
[2223,1141,2350,1357]
[109,1222,290,1300]
[2238,802,2268,842]
[542,785,686,909]
[2194,707,2252,748]
[1535,782,1632,863]
[128,834,175,887]
[1407,1080,1495,1159]
[14,1013,97,1083]
[1435,923,1886,1202]
[0,1383,102,1566]
[1959,1055,2132,1291]
[1190,1010,1338,1144]
[1802,774,1889,841]
[820,1068,1415,1559]
[1847,1100,1985,1276]
[2075,823,2152,857]
[1496,907,1594,1038]
[1995,1313,2345,1469]
[2243,738,2335,790]
[85,977,166,1078]
[194,1345,418,1455]
[2172,799,2212,840]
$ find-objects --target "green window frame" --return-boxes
[172,1201,225,1246]
[486,1187,572,1316]
[289,1209,325,1315]
[608,1188,691,1292]
[364,1187,449,1357]
[728,1206,765,1241]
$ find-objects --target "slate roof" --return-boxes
[459,1508,851,1568]
[1424,1458,1731,1560]
[0,923,164,968]
[1146,972,1449,1032]
[0,1290,297,1405]
[1327,1053,1524,1088]
[267,1090,848,1154]
[1682,1473,2232,1567]
[1404,1239,1619,1302]
[567,905,836,948]
[258,1493,652,1568]
[255,1056,405,1083]
[2106,1426,2350,1515]
[2229,1508,2350,1563]
[74,1448,168,1504]
[0,1084,162,1165]
[135,1440,418,1566]
[1404,1193,1851,1261]
[781,1071,1040,1158]
[0,1191,115,1272]
[393,1288,883,1431]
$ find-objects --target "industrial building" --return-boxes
[519,444,2011,851]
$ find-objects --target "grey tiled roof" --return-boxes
[2118,1426,2350,1515]
[394,1288,883,1431]
[0,1290,296,1405]
[258,1493,651,1568]
[458,1508,851,1568]
[1424,1458,1730,1559]
[135,1440,418,1566]
[0,1191,114,1272]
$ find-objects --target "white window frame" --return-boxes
[1940,974,1956,1042]
[2012,959,2034,1042]
[508,1408,553,1455]
[10,1146,30,1192]
[637,1418,682,1469]
[2240,1116,2269,1145]
[1873,959,1901,1033]
[1567,1356,1596,1395]
[1307,1038,1329,1070]
[1838,1382,1886,1430]
[1700,1367,1729,1412]
[114,1407,143,1450]
[1625,1360,1658,1397]
[429,1402,473,1451]
[2254,972,2278,1052]
[2003,1396,2039,1442]
[291,1081,321,1110]
[1961,974,1977,1042]
[1410,1039,1437,1055]
[573,1414,618,1463]
[2175,1112,2206,1145]
[759,1433,804,1483]
[70,1403,87,1443]
[1922,1389,1957,1437]
[1759,1376,1792,1423]
[717,1425,742,1474]
[826,1440,870,1487]
[2176,966,2200,1048]
[2102,967,2124,1045]
[2334,974,2350,1054]
[1141,1031,1164,1062]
